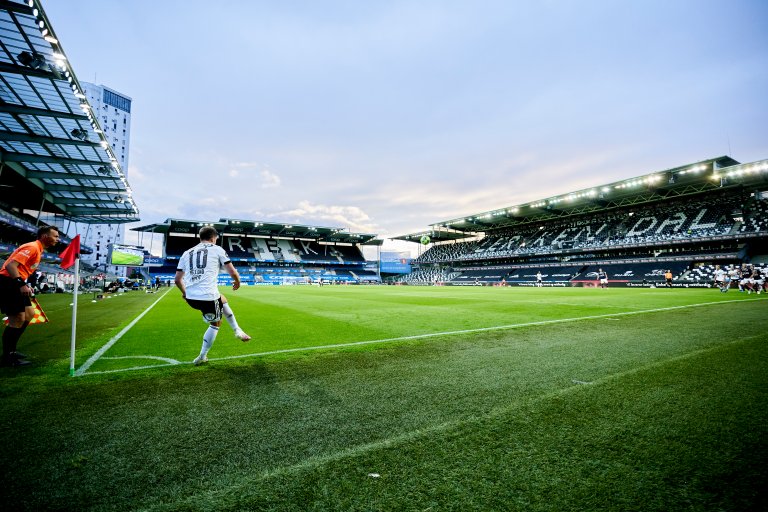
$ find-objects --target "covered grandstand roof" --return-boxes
[132,218,382,245]
[396,156,767,238]
[392,228,476,243]
[0,0,138,223]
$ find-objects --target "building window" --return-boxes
[103,89,132,113]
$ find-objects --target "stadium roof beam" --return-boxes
[0,0,32,15]
[0,102,89,121]
[63,205,137,214]
[50,196,123,205]
[0,130,100,148]
[18,169,122,181]
[0,61,62,81]
[42,183,121,193]
[0,151,107,167]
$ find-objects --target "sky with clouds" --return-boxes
[43,0,768,255]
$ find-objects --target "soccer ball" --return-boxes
[420,235,431,245]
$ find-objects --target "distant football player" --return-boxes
[175,226,251,366]
[713,265,725,291]
[0,226,60,367]
[598,268,608,289]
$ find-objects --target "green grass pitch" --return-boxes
[1,285,766,511]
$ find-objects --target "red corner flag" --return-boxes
[59,234,81,270]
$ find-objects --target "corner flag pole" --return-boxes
[69,257,80,377]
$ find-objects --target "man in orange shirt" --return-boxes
[0,225,60,367]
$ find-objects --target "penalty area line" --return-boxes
[83,297,761,376]
[74,289,173,377]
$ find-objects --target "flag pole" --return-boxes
[69,257,80,377]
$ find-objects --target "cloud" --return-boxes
[277,201,377,233]
[226,162,282,188]
[259,169,281,188]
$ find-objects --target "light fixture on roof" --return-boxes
[17,51,47,70]
[114,196,125,203]
[70,128,88,141]
[96,166,110,175]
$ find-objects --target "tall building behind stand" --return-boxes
[80,82,132,276]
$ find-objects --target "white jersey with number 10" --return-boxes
[177,242,230,301]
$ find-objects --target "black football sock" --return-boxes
[2,327,24,359]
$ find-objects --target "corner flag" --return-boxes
[59,235,81,269]
[59,234,81,376]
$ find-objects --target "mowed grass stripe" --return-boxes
[80,286,763,374]
[83,295,764,376]
[152,333,768,512]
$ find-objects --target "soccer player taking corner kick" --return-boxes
[175,226,251,366]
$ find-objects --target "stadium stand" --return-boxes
[134,219,382,285]
[397,157,768,287]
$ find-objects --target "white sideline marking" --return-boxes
[81,297,762,376]
[74,289,172,376]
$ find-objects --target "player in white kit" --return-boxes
[175,226,251,366]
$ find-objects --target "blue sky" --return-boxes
[43,0,768,254]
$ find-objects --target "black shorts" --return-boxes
[185,297,223,323]
[0,275,32,315]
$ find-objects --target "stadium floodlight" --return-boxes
[17,51,47,70]
[70,128,88,140]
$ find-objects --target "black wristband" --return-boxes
[16,277,26,287]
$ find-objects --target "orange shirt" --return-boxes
[0,240,44,280]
